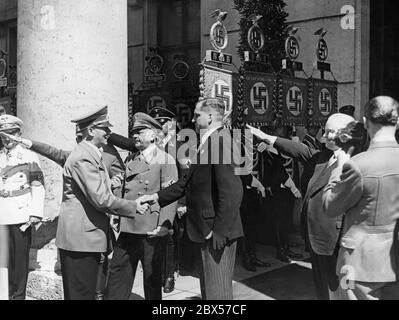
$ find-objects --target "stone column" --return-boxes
[17,0,128,299]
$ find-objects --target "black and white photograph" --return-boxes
[0,0,398,307]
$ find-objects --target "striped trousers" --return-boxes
[199,239,237,300]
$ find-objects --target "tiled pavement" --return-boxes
[129,237,315,300]
[26,236,314,300]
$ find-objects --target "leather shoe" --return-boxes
[276,251,291,263]
[163,278,175,293]
[250,257,271,268]
[242,256,257,272]
[285,248,303,260]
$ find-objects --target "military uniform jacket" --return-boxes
[0,144,45,225]
[120,145,178,234]
[30,140,125,196]
[56,141,136,253]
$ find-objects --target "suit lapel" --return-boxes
[307,161,337,197]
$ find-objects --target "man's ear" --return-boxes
[362,117,368,130]
[208,114,213,125]
[87,126,94,137]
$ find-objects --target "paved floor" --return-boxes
[129,237,316,300]
[25,235,315,300]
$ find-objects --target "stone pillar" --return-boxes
[17,0,128,299]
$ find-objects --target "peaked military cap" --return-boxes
[0,114,23,132]
[131,112,162,133]
[339,105,355,117]
[71,106,112,133]
[149,107,176,125]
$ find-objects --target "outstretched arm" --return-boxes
[108,133,137,152]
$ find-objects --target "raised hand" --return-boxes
[0,132,32,148]
[246,124,273,142]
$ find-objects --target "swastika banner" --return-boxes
[280,75,308,125]
[310,79,337,123]
[244,71,276,125]
[203,65,236,113]
[137,90,171,115]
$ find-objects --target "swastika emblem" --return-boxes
[248,25,265,52]
[285,36,300,60]
[318,88,332,116]
[146,96,166,113]
[212,80,232,111]
[286,86,303,116]
[210,23,228,51]
[316,39,328,61]
[250,82,269,115]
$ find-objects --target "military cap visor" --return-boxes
[71,106,113,133]
[149,107,176,119]
[0,115,23,132]
[339,105,355,116]
[131,112,162,133]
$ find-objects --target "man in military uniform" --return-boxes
[0,123,125,300]
[55,106,146,300]
[0,115,45,300]
[149,106,188,293]
[106,113,178,300]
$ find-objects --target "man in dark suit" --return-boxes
[139,98,244,300]
[55,106,147,300]
[323,96,399,300]
[248,112,355,300]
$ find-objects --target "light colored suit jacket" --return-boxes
[323,141,399,282]
[56,141,137,253]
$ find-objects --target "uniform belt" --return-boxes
[0,187,31,198]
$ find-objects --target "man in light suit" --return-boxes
[248,112,355,300]
[106,113,178,300]
[55,106,147,300]
[139,98,244,300]
[323,96,399,300]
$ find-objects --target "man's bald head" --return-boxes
[325,113,355,132]
[364,96,399,126]
[323,113,355,151]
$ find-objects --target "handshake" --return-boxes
[135,193,160,214]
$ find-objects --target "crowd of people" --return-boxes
[0,95,399,300]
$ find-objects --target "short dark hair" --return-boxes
[364,96,399,126]
[196,98,225,116]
